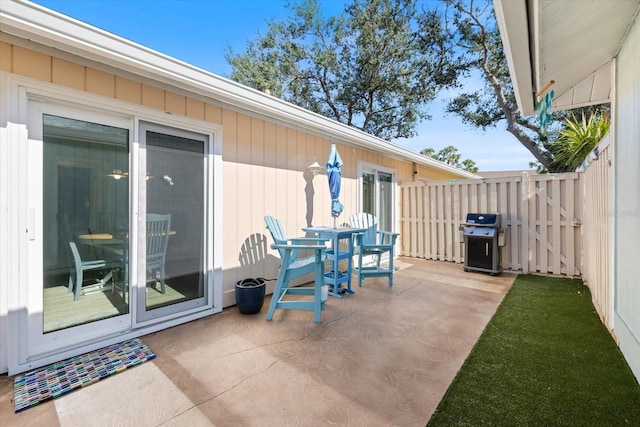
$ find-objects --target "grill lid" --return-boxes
[463,213,502,227]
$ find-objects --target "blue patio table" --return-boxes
[302,226,365,298]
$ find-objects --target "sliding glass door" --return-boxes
[27,100,132,358]
[136,123,208,323]
[24,98,213,364]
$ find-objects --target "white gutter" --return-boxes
[493,0,535,116]
[0,0,477,179]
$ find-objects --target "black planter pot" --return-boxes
[235,278,266,314]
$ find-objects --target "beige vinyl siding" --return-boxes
[165,91,186,115]
[11,45,51,80]
[141,83,164,110]
[2,41,463,305]
[0,42,11,71]
[51,58,84,90]
[415,165,462,182]
[115,76,142,104]
[86,68,115,98]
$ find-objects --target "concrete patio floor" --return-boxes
[1,258,516,426]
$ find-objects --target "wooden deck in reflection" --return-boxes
[43,277,198,332]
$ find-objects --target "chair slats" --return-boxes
[264,215,328,322]
[349,213,399,287]
[146,214,171,294]
[68,241,116,301]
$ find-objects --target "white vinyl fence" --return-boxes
[400,172,582,276]
[580,133,613,328]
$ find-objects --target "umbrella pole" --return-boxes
[333,217,336,228]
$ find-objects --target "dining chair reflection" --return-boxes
[59,213,117,301]
[68,241,117,301]
[146,214,171,294]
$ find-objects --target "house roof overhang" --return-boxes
[493,0,640,116]
[0,0,478,179]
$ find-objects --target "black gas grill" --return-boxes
[461,213,504,275]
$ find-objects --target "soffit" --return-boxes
[535,0,639,112]
[495,0,640,115]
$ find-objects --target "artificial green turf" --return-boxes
[427,274,640,426]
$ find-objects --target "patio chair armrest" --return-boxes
[377,231,400,238]
[352,232,365,244]
[377,231,399,245]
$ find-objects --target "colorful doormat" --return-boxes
[13,338,155,413]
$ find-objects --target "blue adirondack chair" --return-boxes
[349,213,399,287]
[264,215,328,323]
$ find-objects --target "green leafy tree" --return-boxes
[444,0,610,173]
[461,158,478,173]
[226,0,462,140]
[549,113,610,172]
[421,145,478,173]
[419,148,436,158]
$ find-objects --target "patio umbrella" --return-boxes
[326,143,344,227]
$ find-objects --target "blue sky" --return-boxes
[32,0,536,171]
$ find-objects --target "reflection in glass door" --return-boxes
[378,172,393,233]
[361,170,394,233]
[362,172,375,216]
[42,114,129,333]
[137,123,207,322]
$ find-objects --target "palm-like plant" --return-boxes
[550,113,610,172]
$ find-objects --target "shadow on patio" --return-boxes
[0,258,515,426]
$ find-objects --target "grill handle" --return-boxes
[498,227,508,247]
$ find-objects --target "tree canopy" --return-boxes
[226,0,462,141]
[226,0,610,173]
[420,145,478,173]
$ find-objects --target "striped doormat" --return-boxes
[13,338,155,413]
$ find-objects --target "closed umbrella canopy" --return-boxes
[326,143,344,226]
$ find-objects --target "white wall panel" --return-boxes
[614,12,640,382]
